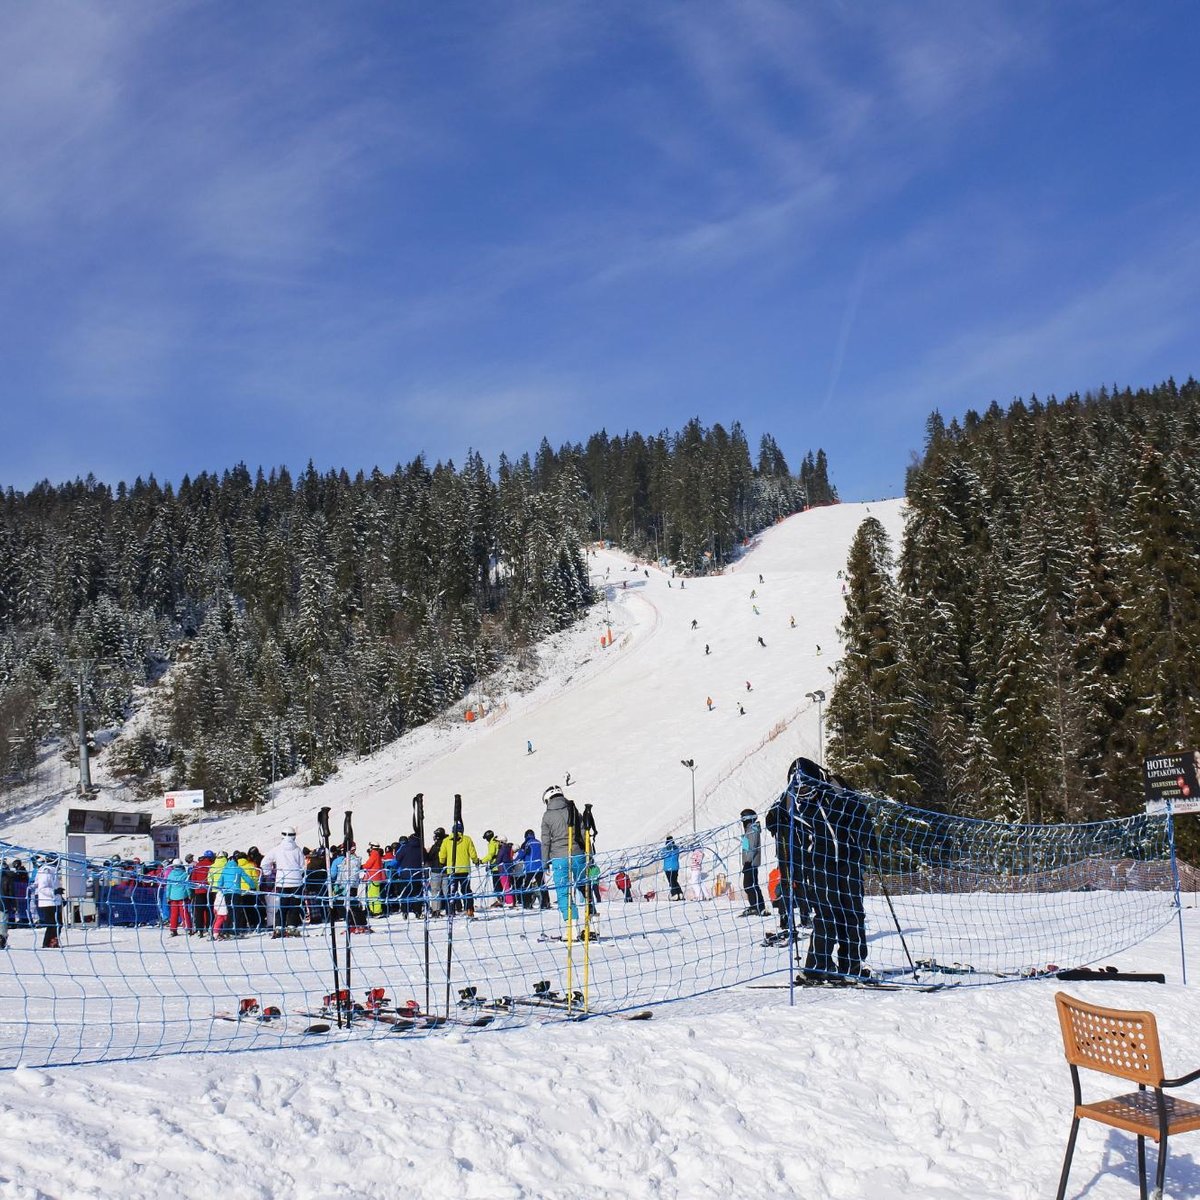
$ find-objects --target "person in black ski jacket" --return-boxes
[788,758,873,979]
[304,849,328,925]
[394,834,425,917]
[764,785,813,938]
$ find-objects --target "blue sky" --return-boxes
[2,2,1198,501]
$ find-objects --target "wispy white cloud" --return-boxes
[873,224,1200,424]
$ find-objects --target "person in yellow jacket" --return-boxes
[479,830,503,907]
[238,852,262,930]
[438,821,479,918]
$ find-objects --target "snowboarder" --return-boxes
[757,636,766,648]
[816,644,821,656]
[691,619,698,630]
[527,740,534,755]
[758,574,763,584]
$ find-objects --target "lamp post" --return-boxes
[591,573,612,644]
[805,690,826,765]
[680,758,697,832]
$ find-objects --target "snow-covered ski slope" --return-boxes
[3,496,1200,1200]
[2,499,905,854]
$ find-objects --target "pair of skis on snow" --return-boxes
[749,975,944,994]
[297,986,494,1031]
[214,997,331,1035]
[459,981,653,1021]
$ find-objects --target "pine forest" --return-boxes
[0,421,824,807]
[827,378,1200,844]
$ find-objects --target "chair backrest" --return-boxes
[1055,992,1164,1086]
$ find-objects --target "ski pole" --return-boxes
[444,793,462,1019]
[583,820,592,1014]
[317,807,342,1029]
[414,792,431,1018]
[878,873,918,981]
[566,818,574,1013]
[343,811,355,1012]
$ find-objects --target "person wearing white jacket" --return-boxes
[33,858,62,948]
[262,828,306,938]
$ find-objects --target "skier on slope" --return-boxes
[262,827,306,936]
[540,785,586,922]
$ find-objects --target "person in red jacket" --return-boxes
[190,851,215,938]
[362,844,386,917]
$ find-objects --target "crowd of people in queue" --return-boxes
[2,765,870,979]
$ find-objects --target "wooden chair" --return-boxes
[1055,992,1200,1199]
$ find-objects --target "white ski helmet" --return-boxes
[542,785,563,804]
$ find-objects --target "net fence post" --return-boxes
[1166,798,1188,985]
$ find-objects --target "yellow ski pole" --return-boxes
[566,819,574,1013]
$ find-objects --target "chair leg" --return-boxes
[1056,1118,1080,1200]
[1137,1135,1147,1200]
[1153,1133,1168,1200]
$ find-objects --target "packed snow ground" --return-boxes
[0,918,1197,1200]
[4,498,1200,1199]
